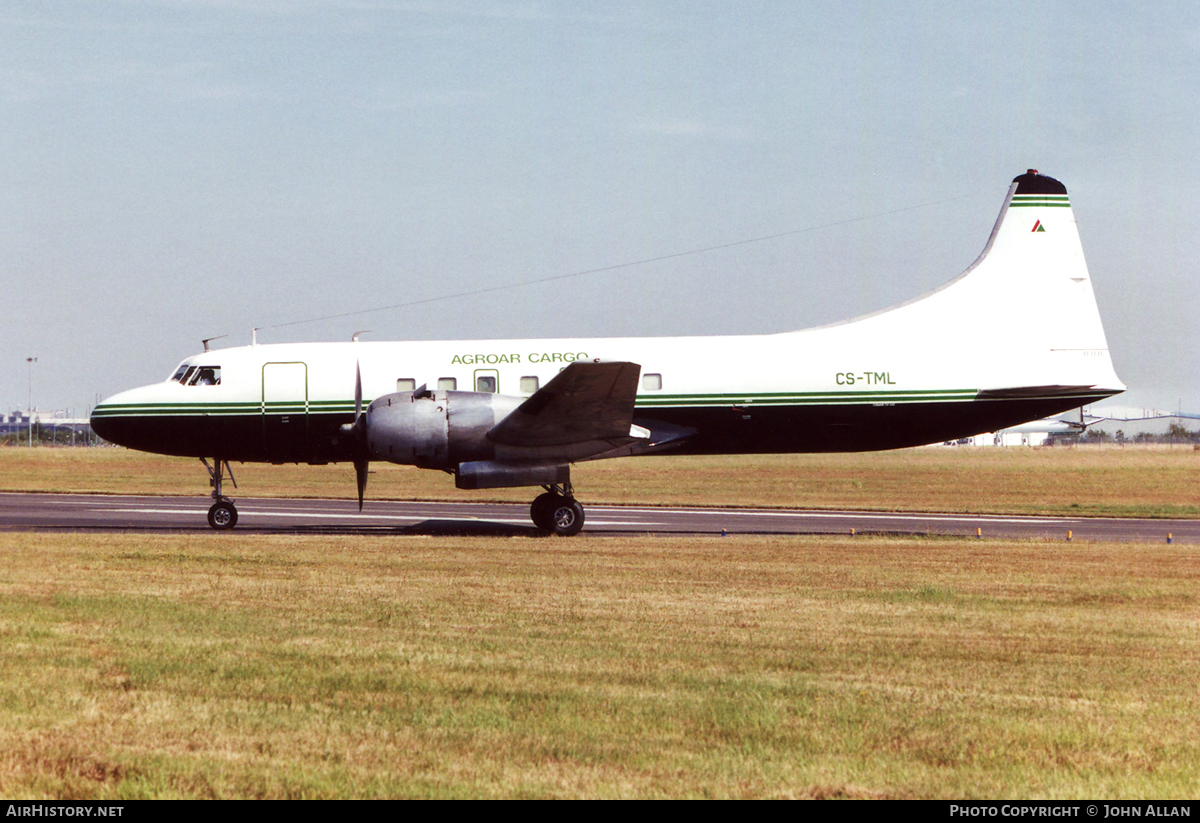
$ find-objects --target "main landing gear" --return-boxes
[530,483,585,536]
[202,458,238,530]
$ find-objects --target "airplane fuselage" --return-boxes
[91,328,1119,464]
[89,171,1126,532]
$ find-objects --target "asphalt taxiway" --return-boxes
[0,492,1193,541]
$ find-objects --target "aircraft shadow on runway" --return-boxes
[235,519,548,538]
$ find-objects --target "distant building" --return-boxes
[2,410,95,443]
[0,410,34,436]
[938,404,1200,447]
[945,430,1051,447]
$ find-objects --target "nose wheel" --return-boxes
[207,500,238,530]
[530,485,585,536]
[202,458,239,530]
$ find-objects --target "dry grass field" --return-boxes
[2,443,1199,518]
[3,446,1198,798]
[1,531,1198,799]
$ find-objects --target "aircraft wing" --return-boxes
[487,360,645,447]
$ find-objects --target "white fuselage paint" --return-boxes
[92,175,1125,462]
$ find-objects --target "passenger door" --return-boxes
[262,362,309,461]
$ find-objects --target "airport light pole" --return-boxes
[26,356,36,447]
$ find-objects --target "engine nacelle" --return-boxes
[365,389,523,469]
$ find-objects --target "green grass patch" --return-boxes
[1,532,1198,798]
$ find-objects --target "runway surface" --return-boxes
[0,492,1194,541]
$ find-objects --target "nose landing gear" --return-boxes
[202,458,238,530]
[207,499,238,530]
[530,483,585,536]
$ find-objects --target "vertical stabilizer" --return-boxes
[843,170,1124,395]
[969,170,1111,354]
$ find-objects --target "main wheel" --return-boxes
[207,500,238,530]
[530,492,560,531]
[548,498,584,537]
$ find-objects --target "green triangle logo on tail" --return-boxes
[1032,219,1046,233]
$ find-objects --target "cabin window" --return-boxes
[437,377,457,391]
[643,373,662,391]
[475,373,497,393]
[396,378,416,392]
[186,367,220,386]
[520,376,539,394]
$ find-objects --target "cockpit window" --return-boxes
[170,365,191,383]
[183,366,221,386]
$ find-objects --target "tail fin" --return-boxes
[847,170,1124,397]
[962,170,1110,354]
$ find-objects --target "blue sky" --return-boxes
[3,1,1198,416]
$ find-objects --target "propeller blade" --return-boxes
[354,360,363,421]
[354,457,368,511]
[351,359,368,510]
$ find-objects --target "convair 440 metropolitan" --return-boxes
[92,171,1124,534]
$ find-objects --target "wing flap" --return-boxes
[487,361,643,447]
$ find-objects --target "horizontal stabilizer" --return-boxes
[976,385,1109,401]
[487,360,643,447]
[1085,406,1200,423]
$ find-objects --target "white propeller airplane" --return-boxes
[91,171,1124,534]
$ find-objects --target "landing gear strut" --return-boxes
[202,458,238,530]
[530,482,584,536]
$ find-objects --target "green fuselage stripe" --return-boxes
[94,390,988,418]
[93,386,1117,419]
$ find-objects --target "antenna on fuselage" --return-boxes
[251,328,259,346]
[352,330,372,342]
[201,335,228,353]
